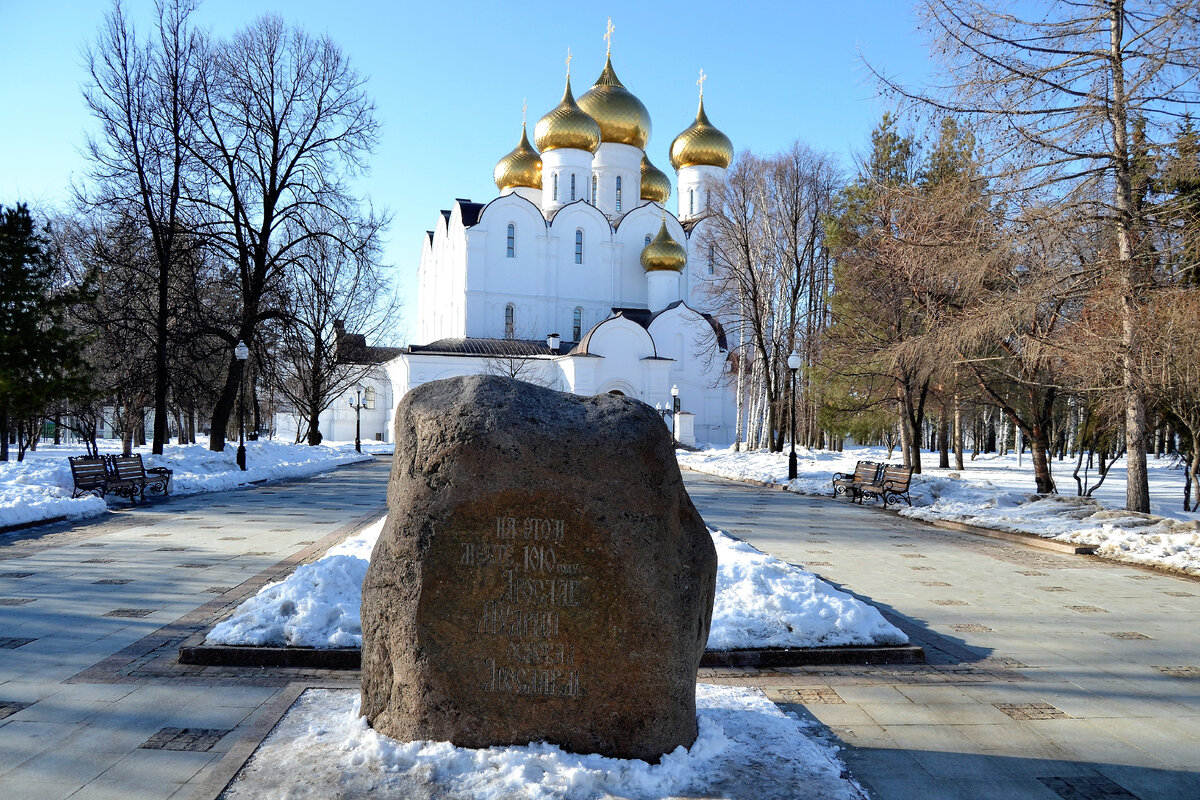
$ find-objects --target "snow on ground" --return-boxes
[207,518,906,650]
[221,685,867,800]
[0,437,372,531]
[678,445,1200,576]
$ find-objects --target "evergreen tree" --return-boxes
[0,204,93,461]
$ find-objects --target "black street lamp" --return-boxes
[347,384,365,453]
[234,340,249,471]
[787,350,801,480]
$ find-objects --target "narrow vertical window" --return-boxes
[364,386,376,410]
[591,175,597,204]
[575,229,583,264]
[689,188,694,215]
[644,234,651,248]
[553,172,559,201]
[506,224,515,258]
[504,304,514,339]
[615,176,622,213]
[573,307,582,341]
[570,173,576,201]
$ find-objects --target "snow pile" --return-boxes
[0,438,372,531]
[222,685,866,800]
[709,530,907,649]
[207,518,384,647]
[206,518,906,650]
[677,446,1200,576]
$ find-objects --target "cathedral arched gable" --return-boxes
[546,198,613,235]
[575,314,657,359]
[647,300,728,352]
[475,192,548,232]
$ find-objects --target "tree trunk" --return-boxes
[953,391,965,470]
[208,355,245,453]
[938,405,950,469]
[152,254,170,454]
[1030,432,1055,494]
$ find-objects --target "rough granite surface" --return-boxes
[360,375,717,761]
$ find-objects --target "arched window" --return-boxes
[570,173,576,201]
[615,175,622,213]
[644,234,651,248]
[553,172,559,201]
[572,307,582,341]
[591,175,597,204]
[506,224,515,258]
[574,229,583,264]
[504,304,514,339]
[689,188,694,215]
[364,386,376,410]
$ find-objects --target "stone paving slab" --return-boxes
[682,471,1200,800]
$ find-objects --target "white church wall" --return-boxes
[648,303,735,446]
[591,142,642,217]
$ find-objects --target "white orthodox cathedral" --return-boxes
[293,37,738,448]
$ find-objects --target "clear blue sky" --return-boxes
[0,1,933,342]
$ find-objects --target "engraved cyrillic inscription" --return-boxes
[465,516,584,698]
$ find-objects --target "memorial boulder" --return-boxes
[360,375,717,761]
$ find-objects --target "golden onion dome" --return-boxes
[534,77,601,154]
[640,220,687,273]
[493,124,543,192]
[577,56,651,150]
[640,155,671,203]
[669,97,734,170]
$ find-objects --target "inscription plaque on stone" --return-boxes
[361,375,717,761]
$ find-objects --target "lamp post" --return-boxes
[787,350,801,480]
[347,384,364,453]
[234,340,249,471]
[670,384,680,442]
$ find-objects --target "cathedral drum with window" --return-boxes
[319,34,738,448]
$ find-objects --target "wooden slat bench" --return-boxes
[69,456,111,499]
[856,463,915,507]
[832,461,882,500]
[108,454,172,503]
[68,454,172,504]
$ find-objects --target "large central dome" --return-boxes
[577,56,651,150]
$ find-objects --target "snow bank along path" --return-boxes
[221,685,867,800]
[0,439,372,530]
[677,446,1200,577]
[206,517,907,650]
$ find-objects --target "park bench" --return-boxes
[831,460,882,500]
[856,463,915,508]
[68,454,172,504]
[107,454,172,503]
[68,456,111,499]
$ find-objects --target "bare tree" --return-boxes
[875,0,1200,509]
[273,220,396,445]
[82,0,200,454]
[187,15,380,452]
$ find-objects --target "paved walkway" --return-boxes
[0,459,387,799]
[4,460,1199,799]
[685,470,1200,800]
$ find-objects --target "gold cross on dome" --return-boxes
[522,98,527,125]
[605,18,615,55]
[697,68,707,97]
[565,48,573,77]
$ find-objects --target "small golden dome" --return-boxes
[577,56,651,150]
[640,155,671,203]
[669,97,733,170]
[534,77,601,154]
[640,220,687,273]
[494,124,543,192]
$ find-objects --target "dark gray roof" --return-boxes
[333,321,405,364]
[458,200,484,227]
[408,337,577,357]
